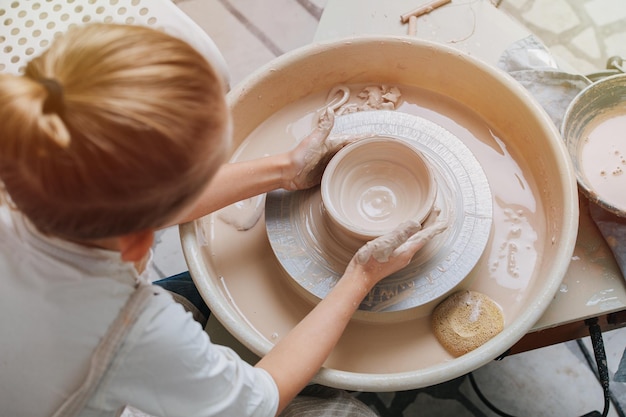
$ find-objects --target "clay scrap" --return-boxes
[325,84,402,116]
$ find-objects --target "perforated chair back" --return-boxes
[0,0,229,86]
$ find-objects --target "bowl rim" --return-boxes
[320,135,437,239]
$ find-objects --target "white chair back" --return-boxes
[0,0,229,87]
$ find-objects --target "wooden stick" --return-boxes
[400,0,452,23]
[408,15,417,36]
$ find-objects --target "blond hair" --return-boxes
[0,23,230,239]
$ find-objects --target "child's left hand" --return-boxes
[282,108,364,191]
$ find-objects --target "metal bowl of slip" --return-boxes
[561,73,626,217]
[181,36,579,391]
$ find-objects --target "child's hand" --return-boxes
[345,219,449,287]
[282,108,363,191]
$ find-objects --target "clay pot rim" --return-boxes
[320,135,437,240]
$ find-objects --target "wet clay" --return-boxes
[217,194,266,231]
[327,84,402,115]
[579,111,626,212]
[204,84,544,373]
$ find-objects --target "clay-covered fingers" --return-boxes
[283,108,335,191]
[317,106,335,133]
[325,132,370,154]
[355,221,423,265]
[393,220,448,257]
[351,219,449,285]
[286,108,368,191]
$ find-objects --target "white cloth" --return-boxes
[497,35,591,130]
[0,203,278,417]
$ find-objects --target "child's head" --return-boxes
[0,23,230,240]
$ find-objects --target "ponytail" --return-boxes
[0,74,70,159]
[0,23,229,239]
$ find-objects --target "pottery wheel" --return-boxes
[265,110,492,317]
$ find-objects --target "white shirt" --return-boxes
[0,203,279,417]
